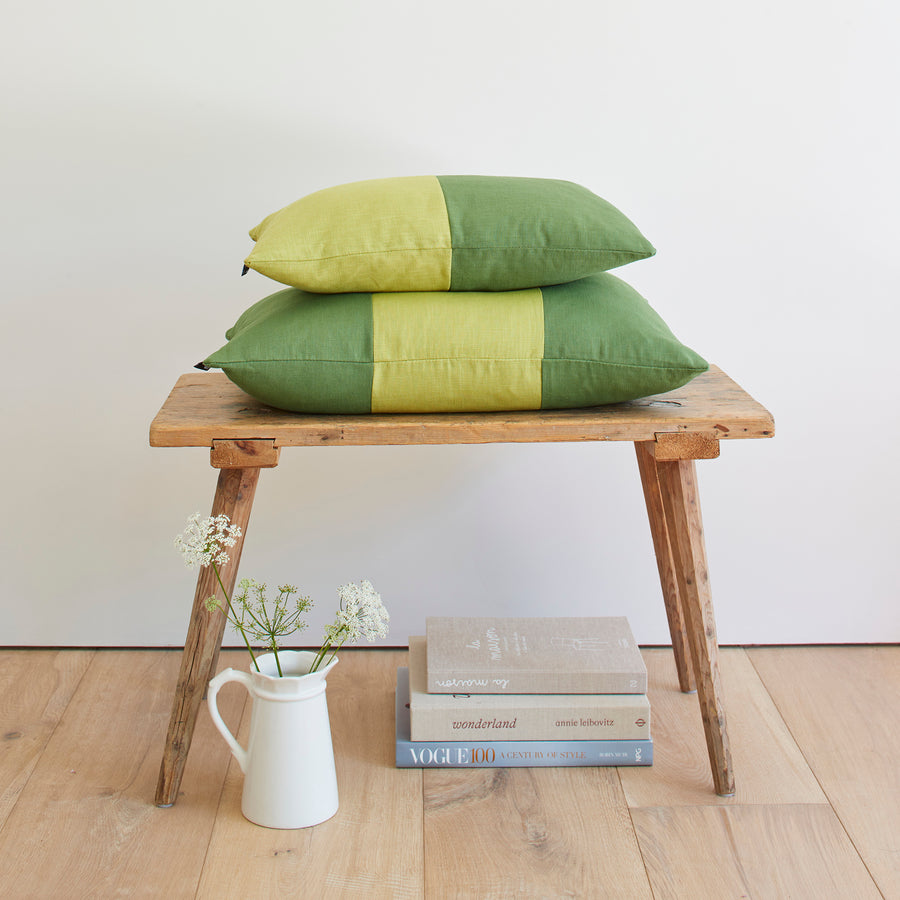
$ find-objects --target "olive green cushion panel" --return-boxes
[244,176,453,293]
[438,175,656,291]
[541,274,708,408]
[202,289,374,413]
[222,287,300,341]
[371,289,543,413]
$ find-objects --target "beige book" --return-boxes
[409,637,649,741]
[425,616,647,694]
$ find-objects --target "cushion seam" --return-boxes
[249,247,648,264]
[543,358,707,371]
[375,357,543,363]
[214,358,373,365]
[215,358,703,369]
[216,357,539,365]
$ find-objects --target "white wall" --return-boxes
[2,1,898,647]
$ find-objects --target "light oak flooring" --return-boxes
[0,645,897,899]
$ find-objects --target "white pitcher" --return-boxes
[207,650,339,829]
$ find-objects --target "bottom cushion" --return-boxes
[201,274,708,413]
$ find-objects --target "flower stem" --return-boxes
[310,643,329,673]
[310,634,345,673]
[211,563,259,672]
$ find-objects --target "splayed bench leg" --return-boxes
[155,466,260,807]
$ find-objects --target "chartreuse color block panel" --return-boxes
[371,290,543,413]
[202,275,707,414]
[246,176,453,293]
[244,176,655,293]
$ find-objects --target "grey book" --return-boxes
[425,616,648,694]
[396,668,652,768]
[409,637,649,740]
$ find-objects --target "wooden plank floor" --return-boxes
[0,645,896,899]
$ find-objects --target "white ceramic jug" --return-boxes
[207,650,339,829]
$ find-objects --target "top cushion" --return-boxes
[243,175,656,293]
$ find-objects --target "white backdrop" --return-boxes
[2,1,898,647]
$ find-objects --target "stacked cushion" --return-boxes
[202,274,707,414]
[243,175,657,293]
[203,176,707,413]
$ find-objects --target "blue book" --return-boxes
[395,668,652,768]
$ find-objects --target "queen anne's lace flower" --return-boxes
[315,580,389,671]
[230,578,312,647]
[175,512,387,675]
[335,580,390,641]
[174,512,242,569]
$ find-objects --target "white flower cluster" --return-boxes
[174,512,242,570]
[173,509,389,675]
[328,579,390,644]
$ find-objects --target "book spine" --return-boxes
[397,738,653,768]
[426,671,647,695]
[410,702,649,742]
[396,671,652,768]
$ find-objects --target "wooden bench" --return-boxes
[150,366,774,805]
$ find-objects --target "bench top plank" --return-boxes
[149,366,774,449]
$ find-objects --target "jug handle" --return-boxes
[207,668,252,773]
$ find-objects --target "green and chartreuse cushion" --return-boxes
[201,273,707,414]
[243,175,656,293]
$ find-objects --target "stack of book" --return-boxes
[396,616,652,768]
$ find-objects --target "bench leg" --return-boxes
[655,457,735,797]
[634,442,695,692]
[155,466,261,807]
